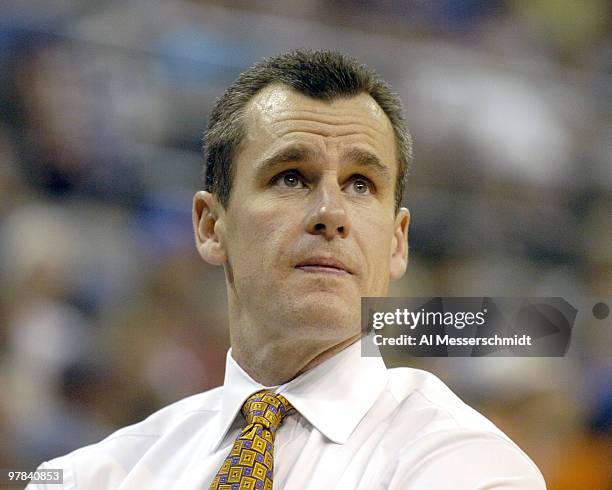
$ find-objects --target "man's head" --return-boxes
[193,49,411,382]
[203,49,412,213]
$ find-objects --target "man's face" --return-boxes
[197,84,409,346]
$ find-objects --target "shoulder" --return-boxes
[386,366,508,437]
[382,367,546,489]
[28,387,223,490]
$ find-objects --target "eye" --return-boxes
[273,170,306,189]
[347,176,373,195]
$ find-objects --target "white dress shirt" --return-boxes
[29,340,546,489]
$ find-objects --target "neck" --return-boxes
[230,328,361,386]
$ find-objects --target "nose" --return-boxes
[306,181,350,240]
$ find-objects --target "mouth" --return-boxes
[295,256,353,276]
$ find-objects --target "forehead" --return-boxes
[240,84,397,164]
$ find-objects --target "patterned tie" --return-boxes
[209,390,294,490]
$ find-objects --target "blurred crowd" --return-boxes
[0,1,610,488]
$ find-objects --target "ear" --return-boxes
[389,207,410,281]
[192,191,227,266]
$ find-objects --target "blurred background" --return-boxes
[0,0,610,488]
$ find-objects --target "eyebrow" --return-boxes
[255,145,392,182]
[255,145,319,176]
[341,148,391,182]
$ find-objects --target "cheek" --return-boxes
[357,218,394,287]
[226,207,291,278]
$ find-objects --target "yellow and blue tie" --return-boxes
[209,390,294,490]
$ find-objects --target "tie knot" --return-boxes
[242,390,294,432]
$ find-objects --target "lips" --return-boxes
[295,256,353,275]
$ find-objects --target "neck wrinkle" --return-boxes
[230,333,362,387]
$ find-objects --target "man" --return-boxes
[30,50,546,489]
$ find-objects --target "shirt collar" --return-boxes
[213,337,388,450]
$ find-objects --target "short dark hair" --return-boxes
[203,49,412,212]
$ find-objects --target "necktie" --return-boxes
[209,390,294,490]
